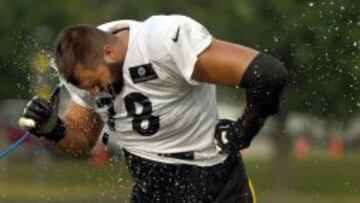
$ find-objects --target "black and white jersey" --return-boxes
[64,15,227,166]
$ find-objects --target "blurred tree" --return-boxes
[242,0,359,189]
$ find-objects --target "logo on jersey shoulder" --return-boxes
[129,63,158,83]
[172,26,180,42]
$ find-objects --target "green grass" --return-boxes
[0,158,132,203]
[245,153,360,203]
[1,153,360,203]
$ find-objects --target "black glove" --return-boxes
[215,119,249,153]
[21,87,66,142]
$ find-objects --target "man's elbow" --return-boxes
[268,56,289,89]
[263,55,289,116]
[242,53,289,89]
[242,53,289,117]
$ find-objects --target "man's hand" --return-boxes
[215,119,250,153]
[20,88,66,142]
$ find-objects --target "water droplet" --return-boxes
[273,36,279,42]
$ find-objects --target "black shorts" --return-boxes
[123,150,256,203]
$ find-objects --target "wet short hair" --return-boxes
[54,24,114,85]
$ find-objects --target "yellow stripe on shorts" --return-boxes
[248,178,257,203]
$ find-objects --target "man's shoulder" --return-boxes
[136,15,183,61]
[142,15,184,37]
[142,14,195,35]
[144,14,192,25]
[141,15,198,52]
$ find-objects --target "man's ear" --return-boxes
[103,45,116,63]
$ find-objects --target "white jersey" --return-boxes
[64,15,227,166]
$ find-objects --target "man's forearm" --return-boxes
[235,107,266,149]
[56,104,104,157]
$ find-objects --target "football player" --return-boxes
[21,15,288,202]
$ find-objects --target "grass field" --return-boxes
[246,153,360,203]
[1,152,360,203]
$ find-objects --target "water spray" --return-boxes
[0,58,63,159]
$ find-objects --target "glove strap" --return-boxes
[44,118,66,142]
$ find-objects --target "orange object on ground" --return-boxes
[294,135,310,159]
[91,143,110,167]
[329,137,343,160]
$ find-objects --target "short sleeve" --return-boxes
[165,16,213,85]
